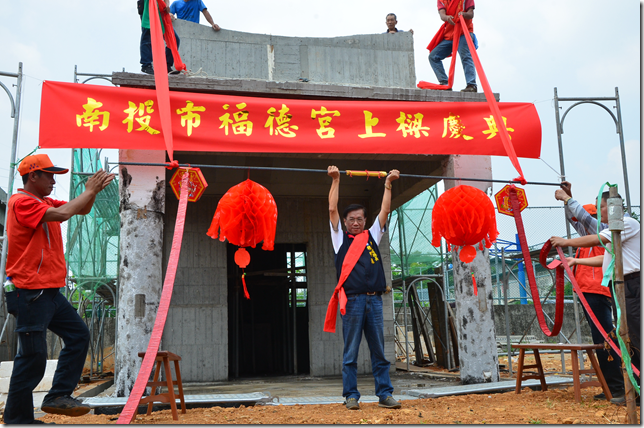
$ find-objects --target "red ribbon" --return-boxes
[510,186,564,337]
[324,230,369,333]
[116,172,190,424]
[418,14,526,183]
[148,0,186,163]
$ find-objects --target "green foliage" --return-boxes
[528,418,545,424]
[564,281,573,296]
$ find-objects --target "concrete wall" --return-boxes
[173,20,416,88]
[163,194,229,382]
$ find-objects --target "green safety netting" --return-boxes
[66,149,119,304]
[389,186,444,280]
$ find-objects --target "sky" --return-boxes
[0,0,640,212]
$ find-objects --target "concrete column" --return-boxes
[443,155,500,384]
[115,150,166,397]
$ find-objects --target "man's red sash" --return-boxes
[323,230,370,333]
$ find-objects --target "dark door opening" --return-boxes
[228,243,310,378]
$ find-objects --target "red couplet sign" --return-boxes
[495,184,528,216]
[169,167,207,202]
[39,81,542,158]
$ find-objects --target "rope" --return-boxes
[108,161,563,187]
[11,146,39,168]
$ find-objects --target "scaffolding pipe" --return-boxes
[107,161,563,187]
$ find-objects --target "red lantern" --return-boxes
[207,179,278,299]
[431,185,499,264]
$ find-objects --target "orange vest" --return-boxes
[574,246,611,297]
[442,0,474,41]
[6,191,67,290]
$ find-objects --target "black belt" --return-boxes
[624,271,640,281]
[347,291,382,296]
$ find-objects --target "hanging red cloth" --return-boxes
[147,0,186,162]
[323,230,369,333]
[419,0,463,91]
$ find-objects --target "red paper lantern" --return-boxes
[431,185,499,263]
[206,179,278,251]
[234,247,250,269]
[207,179,278,299]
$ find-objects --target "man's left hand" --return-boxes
[386,169,400,184]
[550,236,567,247]
[554,189,569,202]
[212,23,221,31]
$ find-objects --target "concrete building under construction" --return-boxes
[111,20,498,394]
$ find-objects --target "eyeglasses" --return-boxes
[346,217,365,224]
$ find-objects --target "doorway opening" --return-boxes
[228,243,310,378]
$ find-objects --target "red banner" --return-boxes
[40,81,541,158]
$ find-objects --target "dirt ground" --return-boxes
[34,353,642,424]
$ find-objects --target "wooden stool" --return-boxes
[137,351,186,420]
[513,343,612,403]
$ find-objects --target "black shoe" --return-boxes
[461,84,477,93]
[31,420,56,424]
[41,395,91,417]
[610,394,640,406]
[168,69,181,75]
[594,392,607,400]
[344,397,360,410]
[141,65,154,75]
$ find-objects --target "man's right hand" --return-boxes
[327,165,340,180]
[444,15,455,25]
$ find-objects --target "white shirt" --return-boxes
[599,216,640,275]
[330,218,386,254]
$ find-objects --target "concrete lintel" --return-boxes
[112,72,498,103]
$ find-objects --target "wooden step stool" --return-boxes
[512,343,611,403]
[137,351,187,420]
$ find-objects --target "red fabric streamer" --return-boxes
[510,186,564,337]
[324,230,369,333]
[116,171,190,424]
[165,160,179,170]
[458,15,526,183]
[419,0,462,91]
[418,14,527,182]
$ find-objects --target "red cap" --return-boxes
[18,154,69,176]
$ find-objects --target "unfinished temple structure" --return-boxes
[112,20,498,393]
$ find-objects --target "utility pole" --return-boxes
[607,186,637,423]
[0,62,23,286]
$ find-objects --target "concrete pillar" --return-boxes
[443,155,500,384]
[115,150,166,397]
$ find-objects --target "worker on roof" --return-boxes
[169,0,220,31]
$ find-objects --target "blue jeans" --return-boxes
[4,288,90,424]
[581,292,625,394]
[341,293,394,401]
[140,27,180,71]
[428,33,477,86]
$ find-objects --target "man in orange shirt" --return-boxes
[3,154,114,424]
[554,183,625,402]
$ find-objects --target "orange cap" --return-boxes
[582,204,597,215]
[18,154,69,176]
